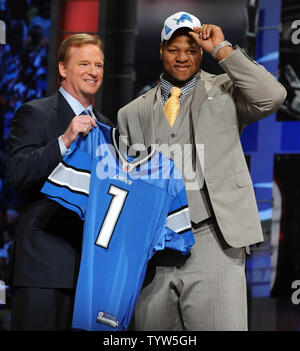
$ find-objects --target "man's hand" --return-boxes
[61,114,97,149]
[189,24,233,61]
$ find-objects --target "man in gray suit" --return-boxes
[117,12,286,330]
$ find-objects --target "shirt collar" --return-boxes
[160,71,200,104]
[59,86,94,117]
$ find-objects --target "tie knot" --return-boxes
[80,109,92,116]
[170,87,181,98]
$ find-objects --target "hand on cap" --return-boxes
[189,24,233,59]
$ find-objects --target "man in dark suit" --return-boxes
[6,33,114,330]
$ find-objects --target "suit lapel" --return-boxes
[93,108,103,123]
[138,85,159,146]
[207,74,231,98]
[55,91,77,130]
[92,108,104,122]
[138,78,208,145]
[190,78,207,131]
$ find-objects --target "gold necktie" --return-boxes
[163,87,182,127]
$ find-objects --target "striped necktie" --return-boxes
[163,87,182,127]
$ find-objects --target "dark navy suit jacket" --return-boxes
[6,91,114,288]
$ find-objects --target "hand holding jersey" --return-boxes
[7,34,115,331]
[62,114,97,149]
[41,122,194,331]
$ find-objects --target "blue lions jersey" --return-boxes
[41,122,194,331]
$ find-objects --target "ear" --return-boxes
[58,61,67,79]
[160,42,164,60]
[200,47,203,60]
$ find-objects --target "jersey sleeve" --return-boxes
[41,133,93,220]
[164,183,195,255]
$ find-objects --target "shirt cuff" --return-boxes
[58,135,68,157]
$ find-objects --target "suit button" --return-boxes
[170,133,176,138]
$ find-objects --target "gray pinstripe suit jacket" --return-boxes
[117,47,287,248]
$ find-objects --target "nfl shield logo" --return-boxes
[123,163,133,172]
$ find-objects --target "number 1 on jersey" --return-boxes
[95,184,129,249]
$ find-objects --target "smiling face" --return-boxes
[160,31,203,82]
[59,44,104,107]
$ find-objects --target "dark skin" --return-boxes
[160,24,233,84]
[189,24,233,61]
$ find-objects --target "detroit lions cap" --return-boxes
[161,11,201,42]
